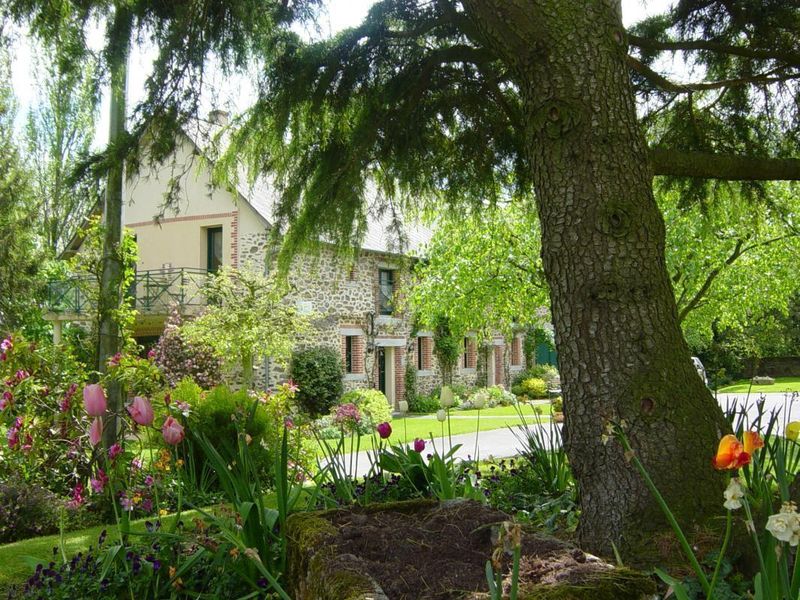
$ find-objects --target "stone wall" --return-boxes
[238,229,527,407]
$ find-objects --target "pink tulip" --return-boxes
[83,384,107,416]
[377,422,392,439]
[161,416,185,445]
[127,396,154,426]
[413,438,426,453]
[89,417,103,446]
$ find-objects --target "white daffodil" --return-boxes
[723,478,745,510]
[766,503,800,546]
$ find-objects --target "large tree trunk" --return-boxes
[463,0,730,557]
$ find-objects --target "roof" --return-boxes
[191,114,433,257]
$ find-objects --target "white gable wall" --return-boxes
[122,135,267,273]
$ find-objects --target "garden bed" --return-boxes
[287,499,654,599]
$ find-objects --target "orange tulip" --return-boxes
[712,434,751,470]
[743,431,764,455]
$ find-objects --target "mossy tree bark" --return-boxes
[462,0,730,556]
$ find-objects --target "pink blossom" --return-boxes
[7,418,22,449]
[108,352,122,367]
[0,391,11,410]
[68,482,85,508]
[108,443,123,460]
[131,457,143,470]
[59,383,77,412]
[284,417,294,430]
[334,403,361,432]
[14,370,29,382]
[0,337,12,352]
[127,396,154,426]
[413,438,426,453]
[286,379,300,393]
[141,498,153,512]
[83,384,107,416]
[147,349,156,360]
[144,475,154,487]
[21,434,33,453]
[90,469,109,493]
[161,416,185,445]
[89,417,103,446]
[377,422,392,439]
[120,495,134,511]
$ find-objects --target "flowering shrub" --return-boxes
[337,389,392,434]
[462,385,516,409]
[0,334,92,496]
[333,402,362,433]
[152,306,222,389]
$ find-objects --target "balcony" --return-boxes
[45,268,210,319]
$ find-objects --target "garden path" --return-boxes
[331,392,799,477]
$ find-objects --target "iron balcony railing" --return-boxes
[45,268,211,316]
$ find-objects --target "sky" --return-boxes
[9,0,674,144]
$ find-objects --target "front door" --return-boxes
[377,347,387,394]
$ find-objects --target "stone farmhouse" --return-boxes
[47,117,529,409]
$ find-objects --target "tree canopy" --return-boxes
[216,0,800,267]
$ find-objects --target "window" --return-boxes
[511,336,523,366]
[378,269,395,315]
[463,337,477,369]
[342,334,363,374]
[416,336,431,371]
[345,336,354,373]
[417,338,424,370]
[206,227,223,273]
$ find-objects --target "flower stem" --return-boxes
[708,510,732,598]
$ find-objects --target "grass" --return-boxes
[0,511,194,594]
[717,377,800,394]
[0,493,283,595]
[316,402,550,454]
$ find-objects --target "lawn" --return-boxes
[717,377,800,394]
[0,511,199,595]
[316,402,551,454]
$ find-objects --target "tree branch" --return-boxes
[627,55,798,92]
[649,148,800,180]
[678,239,744,322]
[628,34,800,68]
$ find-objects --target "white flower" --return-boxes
[472,394,486,409]
[440,386,454,408]
[436,409,447,422]
[766,503,800,546]
[398,400,409,413]
[723,478,745,510]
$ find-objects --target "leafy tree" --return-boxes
[25,33,99,254]
[406,201,548,339]
[218,0,800,555]
[0,41,44,331]
[181,267,309,389]
[665,183,800,342]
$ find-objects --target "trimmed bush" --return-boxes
[512,364,560,390]
[189,385,272,483]
[290,347,344,417]
[0,477,61,543]
[408,392,441,413]
[518,377,548,399]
